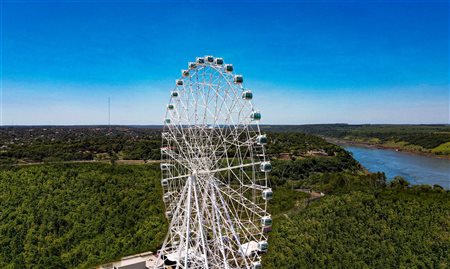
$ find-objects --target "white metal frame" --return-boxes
[156,56,271,269]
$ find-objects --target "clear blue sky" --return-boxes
[2,0,449,125]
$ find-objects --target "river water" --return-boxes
[343,145,450,189]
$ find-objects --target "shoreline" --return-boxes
[325,137,450,160]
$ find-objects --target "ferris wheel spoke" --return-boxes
[210,180,251,268]
[204,178,260,241]
[195,178,232,268]
[166,115,194,163]
[161,147,190,171]
[199,177,238,268]
[202,161,261,174]
[215,179,265,219]
[192,177,209,268]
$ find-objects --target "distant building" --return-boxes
[306,149,328,156]
[98,251,160,269]
[278,152,292,160]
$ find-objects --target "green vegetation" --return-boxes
[0,163,167,269]
[0,127,161,164]
[0,127,448,268]
[265,132,340,156]
[266,132,361,186]
[2,125,449,165]
[262,124,450,157]
[432,141,450,155]
[264,184,450,268]
[264,166,449,268]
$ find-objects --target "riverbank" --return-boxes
[341,144,450,188]
[325,137,450,160]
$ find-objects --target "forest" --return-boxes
[0,127,448,268]
[261,124,450,156]
[264,179,449,268]
[0,163,167,269]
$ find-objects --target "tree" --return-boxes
[390,176,410,188]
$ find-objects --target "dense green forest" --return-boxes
[262,124,450,156]
[264,184,450,268]
[0,163,167,269]
[2,163,448,269]
[1,127,448,268]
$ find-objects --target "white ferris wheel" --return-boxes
[156,56,273,269]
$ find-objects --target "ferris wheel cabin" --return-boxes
[165,211,173,219]
[188,62,197,69]
[196,57,205,64]
[215,57,224,65]
[251,112,262,121]
[242,90,253,100]
[256,134,268,145]
[160,163,172,170]
[205,55,214,63]
[160,178,169,188]
[262,188,273,200]
[163,194,170,203]
[252,261,263,269]
[260,161,272,172]
[261,216,273,227]
[234,75,243,83]
[258,240,269,253]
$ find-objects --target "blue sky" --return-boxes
[2,0,449,125]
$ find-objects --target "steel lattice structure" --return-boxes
[155,56,272,269]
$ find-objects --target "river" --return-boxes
[343,145,450,189]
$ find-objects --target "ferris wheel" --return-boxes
[156,56,273,269]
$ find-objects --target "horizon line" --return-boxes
[1,123,449,128]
